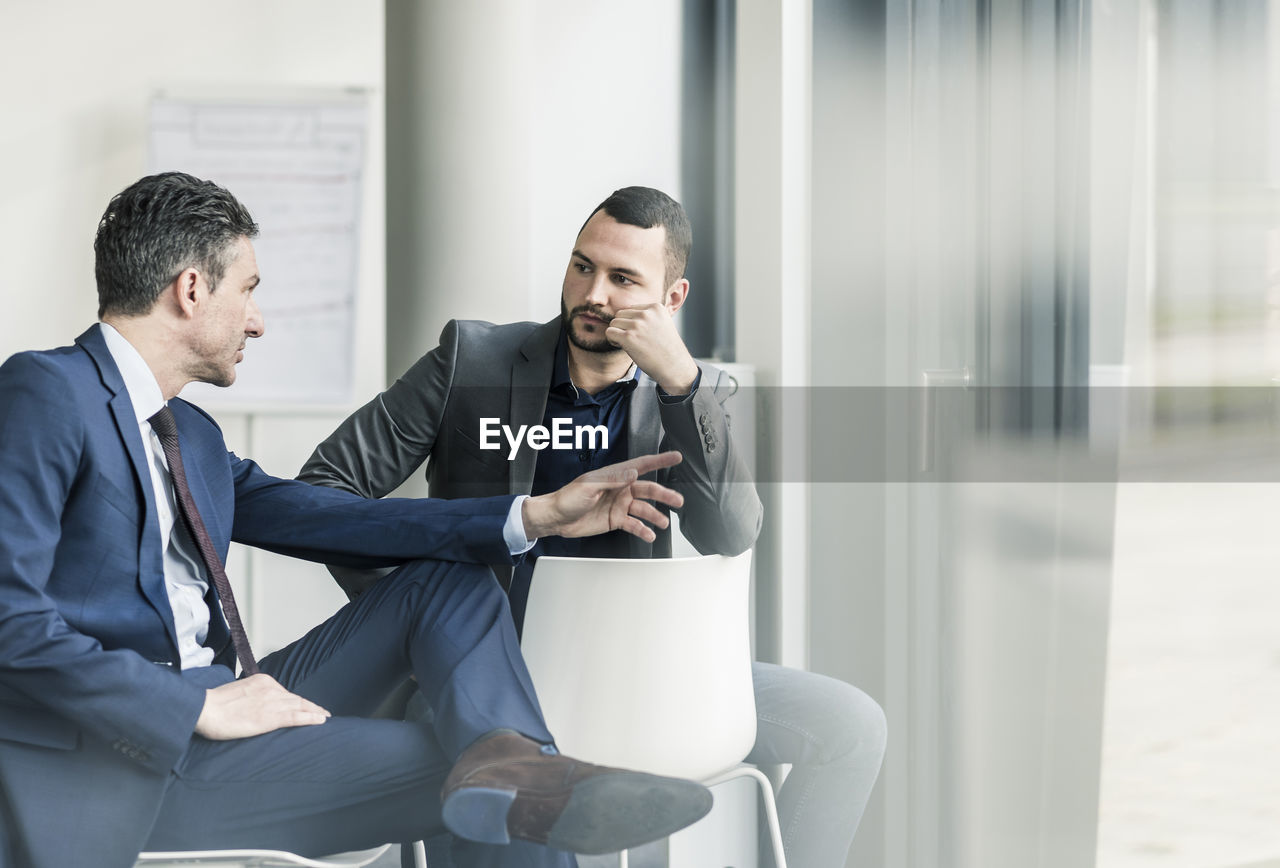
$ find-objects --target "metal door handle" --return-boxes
[920,367,971,473]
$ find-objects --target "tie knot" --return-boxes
[148,405,177,439]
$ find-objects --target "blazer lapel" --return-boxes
[627,370,663,460]
[626,372,665,558]
[508,319,559,495]
[79,327,182,656]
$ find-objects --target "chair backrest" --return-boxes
[520,551,755,781]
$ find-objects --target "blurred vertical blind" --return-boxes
[680,0,736,362]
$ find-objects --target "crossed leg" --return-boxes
[145,559,559,861]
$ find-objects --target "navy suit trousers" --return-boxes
[141,558,554,862]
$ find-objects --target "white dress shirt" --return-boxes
[100,322,216,669]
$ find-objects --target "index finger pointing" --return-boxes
[616,451,682,477]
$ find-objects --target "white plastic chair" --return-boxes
[134,844,395,867]
[520,552,786,868]
[136,837,427,867]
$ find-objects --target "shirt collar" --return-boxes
[98,322,166,424]
[552,327,638,395]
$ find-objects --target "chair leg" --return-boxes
[702,766,787,868]
[736,767,787,868]
[618,848,628,868]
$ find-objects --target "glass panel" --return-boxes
[1096,1,1280,866]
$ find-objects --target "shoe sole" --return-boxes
[442,785,517,845]
[546,773,714,855]
[442,773,714,855]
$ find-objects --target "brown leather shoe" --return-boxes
[440,731,713,854]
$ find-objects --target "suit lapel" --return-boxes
[79,327,182,655]
[625,372,665,558]
[627,370,663,459]
[508,319,559,495]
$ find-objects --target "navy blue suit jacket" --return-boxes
[0,325,517,865]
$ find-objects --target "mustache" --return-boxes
[569,305,613,324]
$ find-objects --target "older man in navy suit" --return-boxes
[0,173,711,868]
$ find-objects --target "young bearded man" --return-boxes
[301,187,887,868]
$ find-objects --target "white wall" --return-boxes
[1,0,686,652]
[0,0,386,652]
[384,0,683,383]
[0,1,383,368]
[527,1,684,313]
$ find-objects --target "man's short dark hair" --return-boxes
[94,172,259,318]
[583,186,692,287]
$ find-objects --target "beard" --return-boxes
[561,299,621,354]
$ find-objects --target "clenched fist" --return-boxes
[605,303,699,395]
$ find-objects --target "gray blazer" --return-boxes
[299,318,763,596]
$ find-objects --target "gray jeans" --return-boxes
[745,661,886,868]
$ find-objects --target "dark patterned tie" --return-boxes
[148,406,259,676]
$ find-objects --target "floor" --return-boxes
[1095,483,1280,868]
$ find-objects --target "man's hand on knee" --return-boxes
[195,673,331,740]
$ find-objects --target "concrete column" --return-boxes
[735,0,813,670]
[385,0,535,381]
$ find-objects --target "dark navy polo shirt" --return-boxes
[507,330,698,634]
